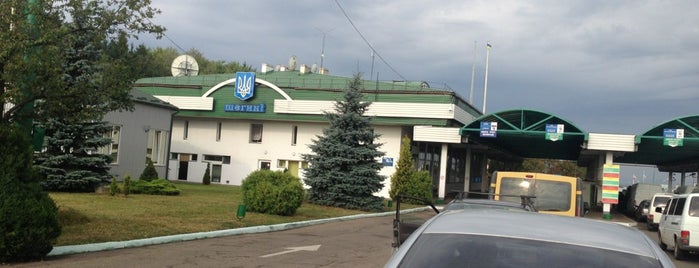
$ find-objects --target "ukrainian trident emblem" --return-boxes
[234,72,255,101]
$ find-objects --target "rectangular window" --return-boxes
[183,120,189,140]
[250,123,263,143]
[216,122,222,142]
[147,130,168,165]
[100,125,121,164]
[259,160,271,170]
[291,125,298,146]
[203,154,230,164]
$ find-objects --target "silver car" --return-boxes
[385,209,675,268]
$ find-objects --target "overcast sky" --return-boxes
[136,1,699,186]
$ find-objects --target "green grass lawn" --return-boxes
[50,182,395,246]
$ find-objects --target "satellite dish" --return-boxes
[171,55,199,77]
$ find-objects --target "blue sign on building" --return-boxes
[382,157,394,167]
[234,72,255,101]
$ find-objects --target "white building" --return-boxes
[133,68,482,198]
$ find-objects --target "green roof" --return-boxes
[133,72,479,126]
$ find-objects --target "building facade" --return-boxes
[134,68,482,198]
[102,89,178,180]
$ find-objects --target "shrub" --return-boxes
[0,127,61,262]
[139,158,159,182]
[400,171,433,205]
[241,170,304,216]
[123,175,132,197]
[131,179,180,196]
[202,163,211,185]
[109,177,120,196]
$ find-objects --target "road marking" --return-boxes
[260,245,321,258]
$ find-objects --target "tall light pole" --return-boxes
[482,42,492,114]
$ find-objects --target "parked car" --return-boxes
[386,209,674,267]
[392,193,535,248]
[647,193,672,231]
[657,192,699,260]
[634,199,651,222]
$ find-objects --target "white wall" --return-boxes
[167,118,404,197]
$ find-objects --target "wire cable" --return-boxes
[334,0,406,81]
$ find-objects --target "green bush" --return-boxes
[0,127,61,262]
[139,158,159,182]
[109,177,120,196]
[131,179,180,196]
[401,171,434,205]
[241,170,304,216]
[123,175,132,197]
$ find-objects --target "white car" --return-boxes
[657,193,699,260]
[647,193,672,231]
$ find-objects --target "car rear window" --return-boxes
[398,234,660,268]
[690,197,699,217]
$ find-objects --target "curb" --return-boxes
[48,207,430,257]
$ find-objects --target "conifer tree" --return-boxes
[303,74,385,211]
[389,135,416,199]
[34,119,113,192]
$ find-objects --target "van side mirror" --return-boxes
[655,207,663,213]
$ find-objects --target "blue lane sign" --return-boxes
[545,124,564,141]
[663,128,684,147]
[480,122,498,138]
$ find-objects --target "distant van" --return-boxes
[625,183,663,215]
[657,193,699,260]
[646,193,672,231]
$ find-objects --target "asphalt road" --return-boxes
[8,210,699,267]
[9,212,425,268]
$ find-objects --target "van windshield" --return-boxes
[499,178,571,212]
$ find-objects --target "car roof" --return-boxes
[421,209,660,258]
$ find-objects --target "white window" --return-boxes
[100,125,121,164]
[147,130,168,165]
[259,160,271,170]
[250,123,263,143]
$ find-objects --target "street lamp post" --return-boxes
[482,42,492,114]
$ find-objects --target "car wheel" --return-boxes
[646,221,652,231]
[674,237,687,260]
[658,233,667,251]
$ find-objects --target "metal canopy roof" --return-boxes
[614,115,699,172]
[459,109,586,161]
[460,111,699,172]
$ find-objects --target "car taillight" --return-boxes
[680,230,690,245]
[648,214,653,221]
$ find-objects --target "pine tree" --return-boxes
[389,135,416,199]
[34,119,113,192]
[303,74,385,211]
[139,158,159,181]
[202,162,211,185]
